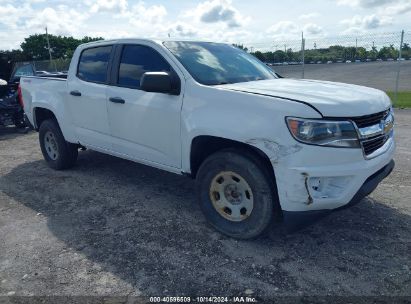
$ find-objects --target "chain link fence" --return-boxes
[33,58,71,73]
[242,31,410,105]
[10,58,71,80]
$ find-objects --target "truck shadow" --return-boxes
[1,150,410,296]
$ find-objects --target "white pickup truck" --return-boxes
[20,39,395,239]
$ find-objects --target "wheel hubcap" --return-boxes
[44,131,59,160]
[209,171,254,222]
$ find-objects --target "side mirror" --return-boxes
[140,72,174,94]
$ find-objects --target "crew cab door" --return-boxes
[106,43,183,168]
[66,45,113,150]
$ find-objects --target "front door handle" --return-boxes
[109,97,125,104]
[70,90,81,96]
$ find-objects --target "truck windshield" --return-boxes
[163,41,277,85]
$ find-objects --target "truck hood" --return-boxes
[219,78,391,117]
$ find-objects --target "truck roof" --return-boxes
[79,38,159,47]
[78,38,224,48]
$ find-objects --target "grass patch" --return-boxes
[386,91,411,108]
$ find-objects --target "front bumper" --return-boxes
[340,158,394,209]
[281,159,394,230]
[273,134,395,212]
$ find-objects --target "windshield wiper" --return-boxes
[212,81,230,85]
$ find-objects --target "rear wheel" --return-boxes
[196,149,278,239]
[39,119,78,170]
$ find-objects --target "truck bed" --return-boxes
[20,76,68,128]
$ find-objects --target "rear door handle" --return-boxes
[70,90,81,97]
[109,97,125,104]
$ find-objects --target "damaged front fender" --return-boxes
[245,138,302,162]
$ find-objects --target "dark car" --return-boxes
[0,63,36,128]
[0,79,26,128]
[0,63,67,129]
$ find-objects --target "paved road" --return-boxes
[274,61,411,91]
[0,111,410,301]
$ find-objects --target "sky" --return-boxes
[0,0,410,50]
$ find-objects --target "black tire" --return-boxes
[39,119,78,170]
[14,118,26,129]
[13,112,26,129]
[196,149,279,239]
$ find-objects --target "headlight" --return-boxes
[286,117,360,148]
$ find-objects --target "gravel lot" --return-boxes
[274,60,411,92]
[0,110,410,302]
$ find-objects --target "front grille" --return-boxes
[350,109,389,128]
[362,135,388,155]
[349,108,392,156]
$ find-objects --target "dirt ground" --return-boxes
[274,60,411,92]
[0,111,410,302]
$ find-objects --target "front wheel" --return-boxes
[39,119,78,170]
[196,150,278,239]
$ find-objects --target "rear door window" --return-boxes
[77,46,112,83]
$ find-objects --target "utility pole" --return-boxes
[45,26,52,62]
[273,44,278,63]
[355,38,358,60]
[394,30,404,105]
[284,44,287,62]
[301,31,305,79]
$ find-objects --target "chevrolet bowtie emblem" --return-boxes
[381,113,394,134]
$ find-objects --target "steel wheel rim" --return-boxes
[44,131,59,160]
[209,171,254,222]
